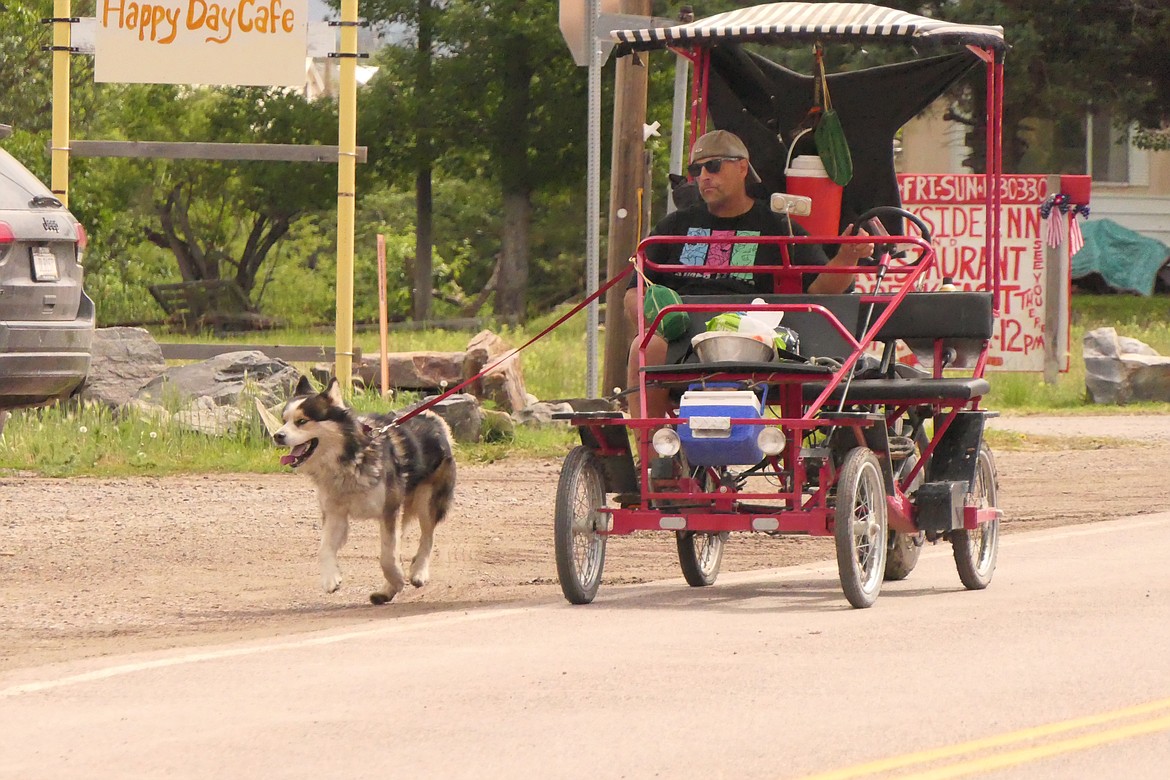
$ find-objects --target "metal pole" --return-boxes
[667,51,689,213]
[50,0,71,206]
[377,234,390,398]
[585,0,601,398]
[335,0,359,390]
[1043,174,1063,384]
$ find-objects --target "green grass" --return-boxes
[2,293,1166,477]
[983,294,1170,413]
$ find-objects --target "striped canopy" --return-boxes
[612,2,1006,52]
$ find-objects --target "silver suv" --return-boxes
[0,126,95,412]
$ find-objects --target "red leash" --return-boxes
[388,264,634,428]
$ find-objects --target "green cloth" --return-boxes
[643,284,690,341]
[1072,218,1170,296]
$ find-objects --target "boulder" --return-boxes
[404,393,483,443]
[173,395,249,436]
[135,350,301,408]
[514,401,575,426]
[358,351,465,392]
[1084,327,1170,404]
[480,409,516,443]
[78,327,166,407]
[463,330,527,413]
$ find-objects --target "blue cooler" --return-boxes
[678,389,764,466]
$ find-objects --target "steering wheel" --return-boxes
[848,206,933,266]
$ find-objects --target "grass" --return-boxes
[1,293,1166,477]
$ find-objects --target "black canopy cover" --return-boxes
[706,45,980,235]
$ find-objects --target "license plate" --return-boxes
[688,416,731,433]
[31,246,58,281]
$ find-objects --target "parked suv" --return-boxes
[0,125,95,413]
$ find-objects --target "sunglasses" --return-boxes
[687,156,743,178]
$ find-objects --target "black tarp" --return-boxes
[705,46,980,234]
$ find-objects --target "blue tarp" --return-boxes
[1071,218,1170,296]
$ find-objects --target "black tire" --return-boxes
[676,531,728,587]
[885,452,925,581]
[554,446,608,604]
[834,448,888,608]
[952,444,999,590]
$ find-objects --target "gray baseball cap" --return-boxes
[690,130,762,183]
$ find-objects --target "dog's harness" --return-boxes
[376,265,635,433]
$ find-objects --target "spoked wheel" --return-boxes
[952,444,1000,590]
[554,446,608,604]
[672,466,727,587]
[677,531,728,587]
[885,451,926,582]
[834,448,889,608]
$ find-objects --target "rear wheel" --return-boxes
[834,448,888,608]
[952,444,999,590]
[554,446,608,604]
[885,451,925,581]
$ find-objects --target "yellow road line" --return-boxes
[800,697,1170,780]
[897,712,1170,780]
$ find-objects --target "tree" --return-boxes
[359,0,588,323]
[88,85,340,298]
[942,0,1170,168]
[352,0,446,321]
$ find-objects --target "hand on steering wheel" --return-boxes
[849,206,934,266]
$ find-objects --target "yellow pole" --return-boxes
[334,0,359,391]
[50,0,71,207]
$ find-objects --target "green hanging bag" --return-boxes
[814,46,853,187]
[642,284,690,342]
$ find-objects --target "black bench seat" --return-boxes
[800,377,990,403]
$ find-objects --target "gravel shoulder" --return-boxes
[3,415,1168,673]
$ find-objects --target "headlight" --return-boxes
[652,427,681,457]
[757,426,786,456]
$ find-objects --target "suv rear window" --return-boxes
[0,150,55,210]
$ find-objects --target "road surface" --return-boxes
[4,510,1170,779]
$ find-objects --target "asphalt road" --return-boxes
[4,511,1170,779]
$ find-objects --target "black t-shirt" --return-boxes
[629,200,832,295]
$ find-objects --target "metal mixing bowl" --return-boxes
[691,331,775,362]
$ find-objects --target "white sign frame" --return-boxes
[94,0,309,87]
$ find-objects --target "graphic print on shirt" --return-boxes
[681,228,761,282]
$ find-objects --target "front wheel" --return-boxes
[952,444,1000,590]
[834,448,888,608]
[554,446,608,604]
[676,531,728,587]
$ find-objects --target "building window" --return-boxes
[1087,110,1149,185]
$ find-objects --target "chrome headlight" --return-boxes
[757,426,786,456]
[652,427,681,457]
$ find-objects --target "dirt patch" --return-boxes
[2,436,1167,673]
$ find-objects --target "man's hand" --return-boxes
[832,225,874,265]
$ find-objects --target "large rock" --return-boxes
[357,351,465,392]
[78,327,166,407]
[1084,327,1170,404]
[514,401,575,426]
[463,330,527,413]
[136,350,301,408]
[402,393,483,443]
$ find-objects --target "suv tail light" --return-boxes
[0,221,13,260]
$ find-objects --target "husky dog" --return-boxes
[272,377,456,604]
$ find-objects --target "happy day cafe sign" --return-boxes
[95,0,308,87]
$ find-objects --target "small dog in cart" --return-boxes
[269,376,456,604]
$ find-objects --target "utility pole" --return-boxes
[601,0,652,398]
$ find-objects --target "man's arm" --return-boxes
[808,227,873,294]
